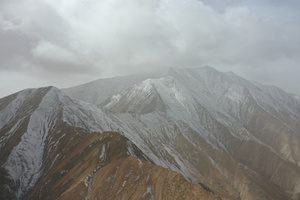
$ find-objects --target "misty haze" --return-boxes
[1,0,300,200]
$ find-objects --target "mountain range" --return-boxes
[1,66,300,199]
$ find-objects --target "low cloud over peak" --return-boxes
[0,0,300,97]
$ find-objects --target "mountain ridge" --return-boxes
[1,66,300,199]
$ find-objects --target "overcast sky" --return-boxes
[0,0,300,98]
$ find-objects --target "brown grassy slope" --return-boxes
[26,131,219,200]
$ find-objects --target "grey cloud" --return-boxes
[0,0,300,97]
[0,31,34,70]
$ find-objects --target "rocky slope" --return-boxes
[0,86,219,200]
[63,72,160,106]
[0,86,107,199]
[64,67,300,199]
[1,66,300,199]
[34,131,218,200]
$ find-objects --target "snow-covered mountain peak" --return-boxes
[132,78,155,93]
[0,86,63,198]
[167,67,300,116]
[103,78,166,114]
[62,72,163,106]
[0,86,114,199]
[100,66,300,122]
[1,66,300,200]
[0,87,56,130]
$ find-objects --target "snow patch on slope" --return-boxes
[58,92,110,133]
[3,88,59,199]
[0,89,35,130]
[62,73,161,105]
